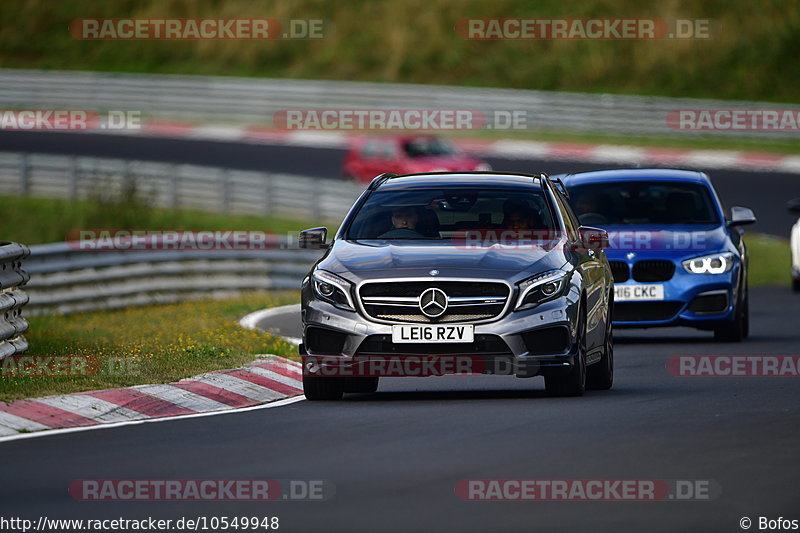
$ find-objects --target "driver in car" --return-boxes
[379,206,424,238]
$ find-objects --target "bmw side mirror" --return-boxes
[788,198,800,214]
[728,206,756,227]
[578,226,609,251]
[299,227,329,249]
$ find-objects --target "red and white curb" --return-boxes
[0,355,303,440]
[90,119,800,174]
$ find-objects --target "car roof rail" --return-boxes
[367,172,399,190]
[548,174,570,199]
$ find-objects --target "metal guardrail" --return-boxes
[0,68,795,138]
[0,242,30,359]
[0,150,350,316]
[24,241,322,315]
[0,151,364,222]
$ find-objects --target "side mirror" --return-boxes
[299,227,329,249]
[728,206,756,227]
[788,198,800,214]
[578,226,609,251]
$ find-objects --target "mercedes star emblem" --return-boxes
[626,252,637,260]
[419,287,448,318]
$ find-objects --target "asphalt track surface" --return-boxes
[1,287,799,533]
[1,130,797,238]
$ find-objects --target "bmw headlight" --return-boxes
[515,270,569,310]
[682,252,735,274]
[312,270,355,311]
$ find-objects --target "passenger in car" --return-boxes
[502,200,542,230]
[378,206,425,238]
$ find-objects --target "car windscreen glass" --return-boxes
[402,137,458,158]
[567,181,721,226]
[345,187,557,240]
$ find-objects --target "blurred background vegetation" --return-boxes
[1,0,797,102]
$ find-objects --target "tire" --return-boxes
[714,286,747,342]
[587,299,614,391]
[303,375,344,401]
[343,377,379,394]
[545,312,587,397]
[793,278,800,292]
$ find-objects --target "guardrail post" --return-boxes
[19,153,30,196]
[0,242,31,359]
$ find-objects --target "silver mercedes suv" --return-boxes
[299,172,614,400]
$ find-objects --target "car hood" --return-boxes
[317,239,566,282]
[603,225,732,260]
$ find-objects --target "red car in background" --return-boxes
[342,135,491,183]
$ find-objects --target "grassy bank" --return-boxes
[1,0,798,103]
[745,234,792,288]
[456,129,800,155]
[0,195,322,245]
[0,292,300,403]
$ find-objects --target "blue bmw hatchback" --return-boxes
[558,169,756,341]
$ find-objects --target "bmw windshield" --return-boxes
[567,181,721,227]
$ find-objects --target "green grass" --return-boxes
[0,0,798,103]
[453,128,800,155]
[745,233,792,288]
[0,194,330,245]
[0,292,301,403]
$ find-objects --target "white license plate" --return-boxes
[392,324,474,343]
[614,284,664,302]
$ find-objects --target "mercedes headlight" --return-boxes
[682,252,735,274]
[312,270,355,311]
[515,270,569,310]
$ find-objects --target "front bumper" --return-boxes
[613,268,739,329]
[301,291,582,378]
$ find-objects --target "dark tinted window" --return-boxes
[568,181,720,226]
[402,137,459,158]
[346,187,556,240]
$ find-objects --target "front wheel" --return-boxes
[793,278,800,292]
[587,301,614,390]
[714,287,748,342]
[545,313,587,397]
[303,375,344,401]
